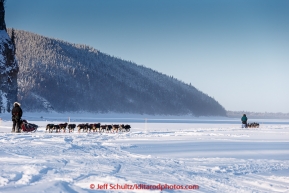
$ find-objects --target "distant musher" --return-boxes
[241,114,248,128]
[12,102,23,133]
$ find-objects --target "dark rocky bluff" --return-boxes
[0,0,18,113]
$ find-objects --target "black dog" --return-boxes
[90,123,101,132]
[68,124,76,133]
[59,123,68,132]
[77,124,86,132]
[119,124,131,132]
[46,124,54,133]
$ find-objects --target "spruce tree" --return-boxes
[11,28,16,54]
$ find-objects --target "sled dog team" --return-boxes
[241,114,260,128]
[46,123,131,133]
[11,102,257,133]
[246,122,260,128]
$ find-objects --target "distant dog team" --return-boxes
[241,114,260,128]
[246,122,259,128]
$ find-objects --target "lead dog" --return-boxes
[119,124,131,132]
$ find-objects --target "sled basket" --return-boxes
[21,120,38,132]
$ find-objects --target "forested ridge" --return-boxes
[7,28,226,116]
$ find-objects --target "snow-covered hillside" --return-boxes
[7,29,226,116]
[0,114,288,193]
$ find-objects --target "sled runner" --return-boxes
[20,120,38,132]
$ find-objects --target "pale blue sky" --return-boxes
[5,0,289,113]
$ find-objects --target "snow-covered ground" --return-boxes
[0,113,289,193]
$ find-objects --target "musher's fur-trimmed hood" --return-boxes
[13,102,21,107]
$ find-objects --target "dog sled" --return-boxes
[19,119,38,132]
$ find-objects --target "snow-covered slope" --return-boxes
[7,29,226,116]
[0,115,288,192]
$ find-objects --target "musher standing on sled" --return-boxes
[12,102,23,133]
[241,114,248,128]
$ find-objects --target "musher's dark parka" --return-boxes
[11,102,23,132]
